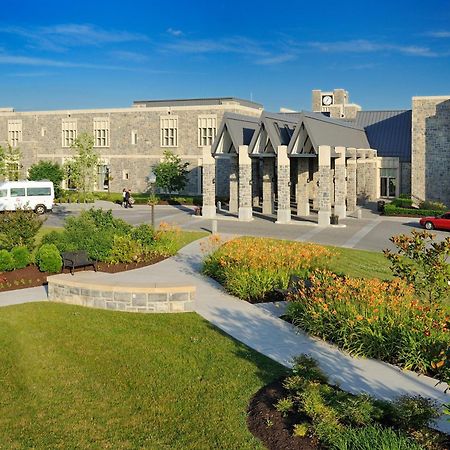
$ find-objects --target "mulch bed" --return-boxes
[0,256,166,293]
[247,379,321,450]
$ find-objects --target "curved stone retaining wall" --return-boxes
[47,274,195,313]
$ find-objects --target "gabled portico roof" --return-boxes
[288,112,370,155]
[212,112,260,155]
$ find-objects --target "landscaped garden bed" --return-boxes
[0,208,206,294]
[383,196,448,217]
[247,356,449,450]
[202,233,450,381]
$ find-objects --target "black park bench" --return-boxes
[274,274,313,300]
[61,251,98,275]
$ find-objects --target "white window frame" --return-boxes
[160,116,178,147]
[8,120,22,147]
[198,115,217,147]
[93,117,110,148]
[62,119,77,148]
[131,130,138,145]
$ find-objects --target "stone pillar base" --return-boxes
[238,206,253,221]
[201,205,216,219]
[276,209,291,224]
[297,202,310,216]
[318,210,331,226]
[334,204,346,219]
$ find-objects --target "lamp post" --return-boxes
[148,171,157,229]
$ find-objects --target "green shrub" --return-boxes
[389,395,439,430]
[419,200,447,211]
[332,425,425,450]
[130,224,155,250]
[11,246,31,269]
[35,244,62,273]
[0,250,15,271]
[384,203,444,217]
[0,209,43,251]
[41,230,78,253]
[275,397,294,417]
[392,197,414,208]
[107,235,143,264]
[28,161,65,198]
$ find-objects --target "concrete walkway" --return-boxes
[1,237,450,433]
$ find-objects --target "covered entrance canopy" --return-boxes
[203,110,377,226]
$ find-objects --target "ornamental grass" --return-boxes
[286,270,450,380]
[202,237,332,302]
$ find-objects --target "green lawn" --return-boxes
[0,303,285,449]
[326,245,393,280]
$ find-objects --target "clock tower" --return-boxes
[312,89,361,119]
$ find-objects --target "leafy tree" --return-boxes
[0,144,22,181]
[384,230,450,303]
[64,133,99,202]
[152,150,189,194]
[28,161,65,198]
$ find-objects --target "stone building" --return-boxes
[412,95,450,206]
[0,98,263,194]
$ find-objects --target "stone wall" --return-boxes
[0,103,261,195]
[47,275,195,313]
[412,96,450,204]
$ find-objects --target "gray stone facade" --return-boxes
[412,96,450,205]
[0,99,262,195]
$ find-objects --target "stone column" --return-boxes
[318,145,331,226]
[334,146,346,219]
[229,155,239,214]
[238,145,253,221]
[251,158,260,207]
[201,146,216,219]
[262,158,275,214]
[346,148,357,212]
[296,157,310,216]
[356,149,367,205]
[366,149,378,201]
[276,145,291,224]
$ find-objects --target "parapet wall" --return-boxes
[47,274,195,313]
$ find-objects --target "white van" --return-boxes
[0,181,54,214]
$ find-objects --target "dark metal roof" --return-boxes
[351,110,412,162]
[133,97,263,109]
[212,112,260,154]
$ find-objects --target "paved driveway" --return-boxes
[44,201,449,252]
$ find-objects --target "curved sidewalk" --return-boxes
[1,237,450,433]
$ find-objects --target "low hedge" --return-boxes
[384,203,446,217]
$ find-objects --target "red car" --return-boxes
[419,212,450,231]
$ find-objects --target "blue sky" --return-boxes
[0,0,449,112]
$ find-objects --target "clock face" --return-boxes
[322,95,333,106]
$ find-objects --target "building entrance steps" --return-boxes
[1,236,450,433]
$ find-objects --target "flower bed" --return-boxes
[202,237,333,303]
[248,356,448,450]
[285,270,450,380]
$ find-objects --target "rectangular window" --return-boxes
[123,170,129,180]
[0,189,7,197]
[131,130,138,145]
[62,120,77,147]
[27,187,51,196]
[97,165,109,191]
[10,187,25,197]
[93,118,110,147]
[8,120,22,147]
[380,168,397,198]
[198,115,217,146]
[160,116,178,147]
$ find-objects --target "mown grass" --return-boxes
[0,303,285,449]
[325,245,393,280]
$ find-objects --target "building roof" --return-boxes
[351,110,412,162]
[287,111,370,154]
[133,97,263,109]
[212,112,260,154]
